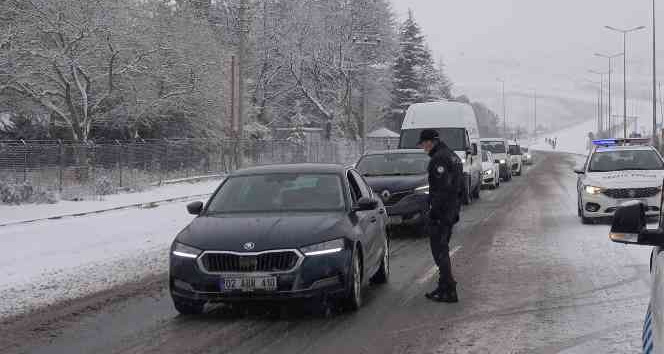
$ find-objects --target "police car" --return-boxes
[575,138,664,224]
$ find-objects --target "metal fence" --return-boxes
[0,138,395,200]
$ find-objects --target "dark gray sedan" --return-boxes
[169,164,389,315]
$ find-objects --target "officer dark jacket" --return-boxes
[428,141,464,224]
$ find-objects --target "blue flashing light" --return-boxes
[592,138,651,147]
[592,139,617,146]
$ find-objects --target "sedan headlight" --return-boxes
[301,238,345,256]
[499,159,506,164]
[415,185,430,194]
[483,170,493,176]
[584,185,605,195]
[172,242,202,259]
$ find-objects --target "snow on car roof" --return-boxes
[595,145,655,153]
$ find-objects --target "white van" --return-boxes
[399,101,482,204]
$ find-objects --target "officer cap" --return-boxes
[418,129,439,144]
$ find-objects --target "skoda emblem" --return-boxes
[381,190,391,202]
[628,190,637,198]
[243,242,255,251]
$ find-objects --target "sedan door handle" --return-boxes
[370,216,377,223]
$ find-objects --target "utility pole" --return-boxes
[237,0,249,140]
[352,34,381,154]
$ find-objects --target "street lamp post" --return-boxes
[653,0,658,147]
[589,70,609,135]
[498,79,506,138]
[605,25,646,138]
[586,79,602,133]
[534,89,537,140]
[595,52,624,137]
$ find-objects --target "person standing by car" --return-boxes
[418,129,464,303]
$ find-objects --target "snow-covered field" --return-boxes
[0,179,222,225]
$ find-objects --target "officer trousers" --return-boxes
[427,219,456,290]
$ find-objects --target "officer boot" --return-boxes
[439,283,458,303]
[425,283,458,303]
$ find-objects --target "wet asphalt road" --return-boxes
[0,151,653,354]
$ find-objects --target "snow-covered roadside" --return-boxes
[0,179,223,225]
[0,200,205,319]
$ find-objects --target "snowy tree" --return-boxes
[0,0,228,141]
[386,10,453,131]
[287,100,309,145]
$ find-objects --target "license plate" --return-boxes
[220,276,277,292]
[620,199,648,207]
[388,216,403,225]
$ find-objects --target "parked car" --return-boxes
[355,150,430,233]
[508,141,523,176]
[521,147,534,165]
[481,150,500,189]
[608,202,664,353]
[399,101,482,205]
[480,138,512,181]
[575,138,664,224]
[169,164,390,315]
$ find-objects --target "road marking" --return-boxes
[415,246,462,285]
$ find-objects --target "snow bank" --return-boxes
[0,200,206,319]
[0,179,223,225]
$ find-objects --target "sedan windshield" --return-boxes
[207,174,345,213]
[357,153,429,176]
[482,141,506,154]
[588,150,664,172]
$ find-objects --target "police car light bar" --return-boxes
[592,138,651,147]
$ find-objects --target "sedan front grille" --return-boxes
[602,187,661,199]
[200,251,300,273]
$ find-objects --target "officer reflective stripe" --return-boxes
[644,305,654,354]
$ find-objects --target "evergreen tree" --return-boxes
[386,10,453,131]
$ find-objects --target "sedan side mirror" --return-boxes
[354,197,378,212]
[609,201,664,245]
[471,143,479,156]
[187,201,204,215]
[573,167,585,174]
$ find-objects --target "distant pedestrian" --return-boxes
[418,129,464,303]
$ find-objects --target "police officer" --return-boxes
[419,129,464,303]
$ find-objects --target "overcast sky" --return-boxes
[390,0,661,133]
